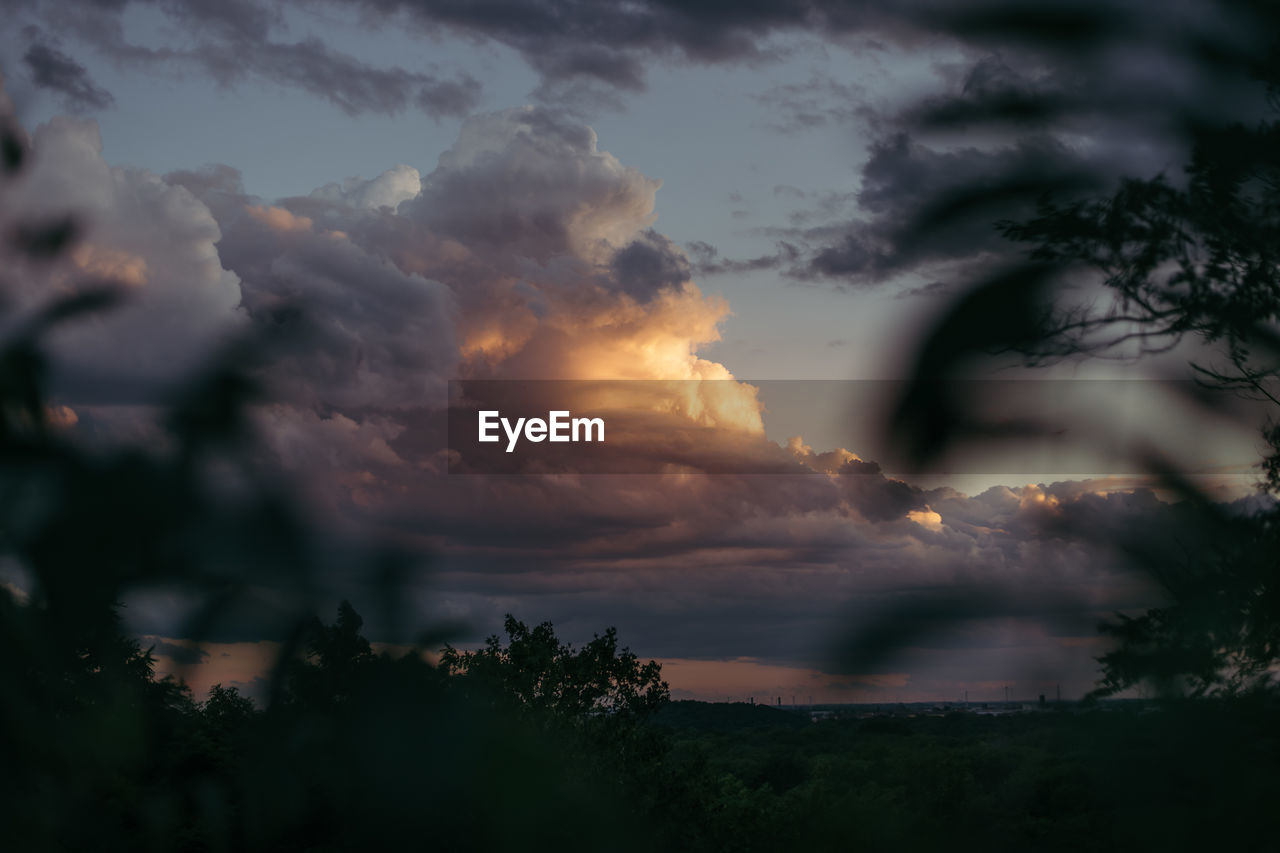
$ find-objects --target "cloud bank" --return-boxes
[2,87,1215,700]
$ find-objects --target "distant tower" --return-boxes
[776,696,781,707]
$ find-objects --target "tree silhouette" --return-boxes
[877,0,1280,699]
[285,599,378,708]
[440,614,669,722]
[991,22,1280,697]
[1000,123,1280,411]
[0,111,650,850]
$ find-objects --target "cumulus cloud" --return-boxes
[3,88,1204,698]
[309,165,422,210]
[0,112,244,389]
[216,112,1190,686]
[133,105,773,507]
[404,107,661,262]
[211,203,457,412]
[609,230,692,303]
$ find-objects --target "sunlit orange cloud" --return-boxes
[454,287,766,434]
[221,108,803,464]
[906,508,943,531]
[379,109,774,438]
[245,204,313,233]
[45,405,78,428]
[71,244,148,287]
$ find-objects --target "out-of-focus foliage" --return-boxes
[990,35,1280,696]
[1000,133,1280,379]
[1090,507,1280,698]
[0,113,652,851]
[876,0,1280,700]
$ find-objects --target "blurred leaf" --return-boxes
[10,217,80,260]
[0,124,24,174]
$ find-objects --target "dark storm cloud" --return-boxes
[9,0,481,118]
[350,0,1136,95]
[685,240,797,277]
[146,638,210,665]
[352,0,1260,113]
[609,230,690,301]
[838,459,928,522]
[797,132,1101,281]
[22,35,115,111]
[223,37,482,118]
[13,0,1267,131]
[346,0,891,93]
[753,39,1232,287]
[671,0,1272,288]
[906,54,1081,131]
[378,469,1186,673]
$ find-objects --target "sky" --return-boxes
[0,0,1273,703]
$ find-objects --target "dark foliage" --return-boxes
[871,0,1280,699]
[0,116,654,852]
[645,699,1280,852]
[440,613,669,721]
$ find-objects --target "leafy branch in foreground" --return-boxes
[876,2,1280,700]
[999,119,1280,389]
[996,89,1280,698]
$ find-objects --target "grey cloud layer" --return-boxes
[12,0,1258,118]
[21,34,114,112]
[5,0,481,118]
[0,115,244,388]
[9,0,1270,297]
[676,0,1275,288]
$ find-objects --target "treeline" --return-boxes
[4,599,667,852]
[8,592,1278,852]
[654,698,1280,852]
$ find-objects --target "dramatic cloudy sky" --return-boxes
[1,0,1273,702]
